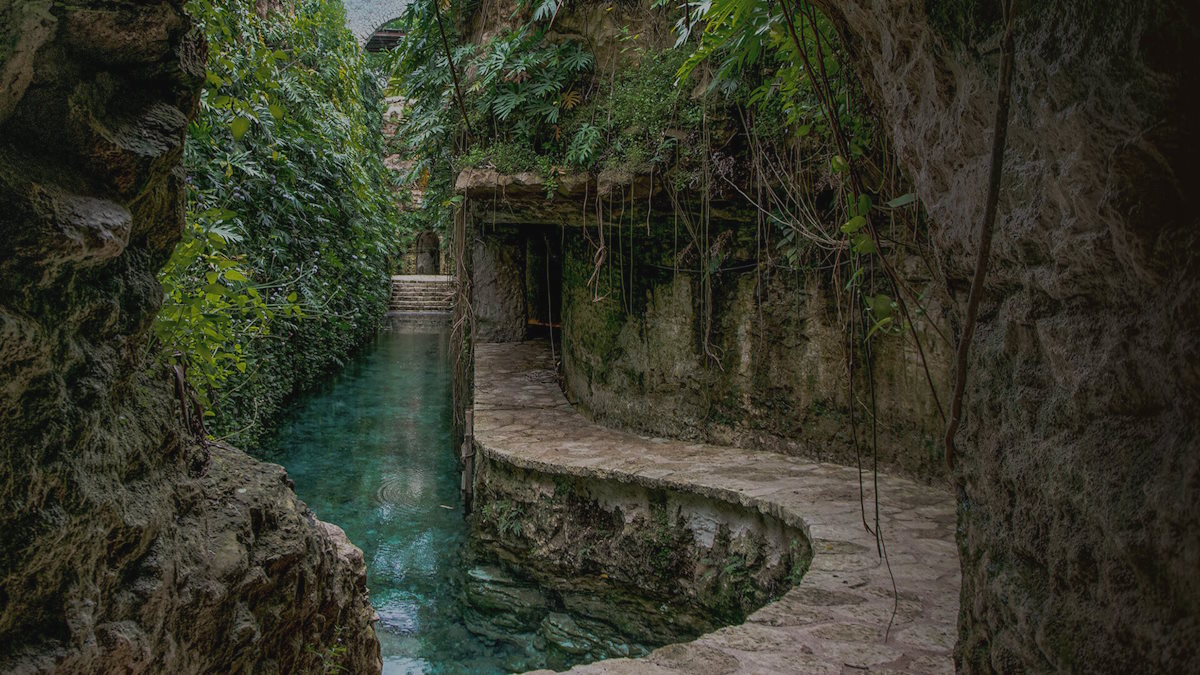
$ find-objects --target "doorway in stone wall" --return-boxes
[525,229,563,340]
[415,230,440,275]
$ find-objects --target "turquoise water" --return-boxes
[259,323,706,674]
[260,324,523,674]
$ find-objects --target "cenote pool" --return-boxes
[261,323,674,674]
[260,324,503,673]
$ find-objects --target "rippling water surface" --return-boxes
[261,324,523,674]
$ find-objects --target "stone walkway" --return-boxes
[473,340,960,674]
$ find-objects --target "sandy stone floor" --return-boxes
[473,340,960,674]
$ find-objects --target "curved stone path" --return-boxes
[473,340,961,674]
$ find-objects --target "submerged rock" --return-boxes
[539,613,603,656]
[539,612,648,661]
[464,565,549,618]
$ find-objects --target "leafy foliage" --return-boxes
[566,123,602,166]
[386,0,707,201]
[675,0,873,157]
[156,0,397,447]
[387,2,594,170]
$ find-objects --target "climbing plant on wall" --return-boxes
[155,0,398,448]
[677,3,949,619]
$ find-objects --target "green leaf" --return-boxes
[224,269,247,282]
[852,234,877,255]
[286,292,298,302]
[866,294,894,317]
[831,155,848,174]
[866,316,893,340]
[840,216,866,234]
[231,116,251,141]
[269,103,285,120]
[886,193,918,208]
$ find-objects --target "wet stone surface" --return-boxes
[474,340,960,674]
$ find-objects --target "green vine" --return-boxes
[156,0,397,447]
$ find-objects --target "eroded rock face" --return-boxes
[809,0,1199,670]
[0,2,380,672]
[473,232,528,342]
[556,220,953,481]
[470,455,809,629]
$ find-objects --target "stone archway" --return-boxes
[415,230,440,275]
[343,0,414,44]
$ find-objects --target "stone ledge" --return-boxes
[473,340,959,674]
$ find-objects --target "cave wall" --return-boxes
[805,0,1199,670]
[454,164,952,480]
[472,227,528,343]
[0,1,380,671]
[559,219,952,481]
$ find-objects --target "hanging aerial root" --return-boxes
[945,0,1017,471]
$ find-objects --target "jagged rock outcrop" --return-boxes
[0,1,380,672]
[807,0,1199,671]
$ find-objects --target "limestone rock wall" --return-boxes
[470,453,810,628]
[472,231,528,343]
[455,163,953,480]
[806,0,1199,670]
[0,2,380,672]
[560,223,953,481]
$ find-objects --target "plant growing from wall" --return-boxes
[673,0,959,639]
[155,0,398,448]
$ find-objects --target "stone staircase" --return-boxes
[388,275,455,314]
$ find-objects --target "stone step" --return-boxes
[391,298,453,304]
[391,288,454,294]
[388,275,456,314]
[389,301,454,310]
[390,299,453,306]
[391,274,453,281]
[391,288,455,295]
[391,290,452,296]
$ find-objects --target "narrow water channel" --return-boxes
[260,323,525,674]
